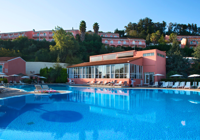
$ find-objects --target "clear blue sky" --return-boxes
[0,0,199,33]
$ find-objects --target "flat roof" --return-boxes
[67,57,142,68]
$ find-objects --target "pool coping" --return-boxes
[69,85,200,92]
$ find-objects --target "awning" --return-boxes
[67,57,142,68]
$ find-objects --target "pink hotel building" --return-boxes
[67,49,166,86]
[165,35,200,48]
[0,30,146,48]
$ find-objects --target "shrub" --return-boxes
[0,78,8,83]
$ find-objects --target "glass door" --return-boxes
[144,72,154,84]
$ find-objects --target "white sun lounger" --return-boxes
[197,82,200,89]
[184,82,191,89]
[178,82,185,88]
[172,82,180,88]
[152,81,159,87]
[167,82,173,88]
[192,82,197,87]
[163,82,169,88]
[115,81,122,86]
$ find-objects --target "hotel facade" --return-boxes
[0,29,146,48]
[165,35,200,48]
[67,49,166,86]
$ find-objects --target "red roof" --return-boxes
[0,57,18,62]
[67,57,142,68]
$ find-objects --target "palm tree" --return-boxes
[93,22,99,34]
[79,20,86,41]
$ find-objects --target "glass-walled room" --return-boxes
[68,63,143,79]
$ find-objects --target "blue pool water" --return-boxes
[0,87,200,139]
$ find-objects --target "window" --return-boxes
[196,41,198,44]
[44,33,46,36]
[130,64,143,79]
[101,35,103,37]
[157,53,165,58]
[143,53,154,57]
[110,40,113,44]
[105,40,108,43]
[0,65,2,72]
[37,33,39,36]
[37,38,39,41]
[190,41,193,44]
[110,35,113,37]
[0,36,1,38]
[132,41,135,44]
[139,41,142,45]
[115,35,117,37]
[118,41,121,44]
[105,34,107,37]
[123,41,126,44]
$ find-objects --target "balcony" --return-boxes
[13,35,19,37]
[33,34,39,37]
[49,39,54,42]
[40,34,46,37]
[49,34,53,37]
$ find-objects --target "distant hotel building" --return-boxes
[0,29,146,48]
[165,35,200,48]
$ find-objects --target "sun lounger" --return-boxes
[19,81,26,85]
[152,82,159,87]
[192,82,197,88]
[42,85,51,90]
[123,81,128,86]
[42,80,45,84]
[160,81,165,87]
[95,81,101,85]
[172,82,180,88]
[168,82,173,88]
[34,85,44,92]
[114,81,122,86]
[184,82,191,89]
[87,81,94,85]
[102,81,108,85]
[178,82,185,88]
[197,82,200,89]
[163,82,169,88]
[13,81,17,85]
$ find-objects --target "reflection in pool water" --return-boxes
[0,87,199,139]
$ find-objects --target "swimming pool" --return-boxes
[0,87,200,139]
[9,84,70,92]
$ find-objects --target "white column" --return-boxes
[128,63,130,79]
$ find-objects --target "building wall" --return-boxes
[5,58,26,82]
[102,38,146,48]
[165,35,200,48]
[26,62,68,75]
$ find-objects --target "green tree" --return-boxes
[192,44,200,59]
[50,26,81,64]
[93,22,99,34]
[158,35,166,44]
[169,33,177,42]
[166,39,190,77]
[79,20,86,41]
[150,33,157,44]
[129,30,138,37]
